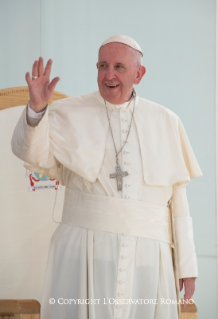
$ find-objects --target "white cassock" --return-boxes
[11,90,202,319]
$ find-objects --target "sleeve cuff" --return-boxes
[174,216,198,278]
[27,103,47,118]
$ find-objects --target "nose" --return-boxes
[105,68,116,81]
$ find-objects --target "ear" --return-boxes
[134,66,146,85]
[96,62,99,69]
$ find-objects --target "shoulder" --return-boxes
[49,91,99,111]
[137,96,179,123]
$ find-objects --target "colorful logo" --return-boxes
[25,169,61,191]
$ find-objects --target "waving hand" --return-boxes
[25,57,60,112]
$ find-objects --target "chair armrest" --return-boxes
[180,298,198,318]
[0,299,40,319]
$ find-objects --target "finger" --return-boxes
[184,279,195,300]
[183,299,188,308]
[179,279,183,292]
[44,59,53,77]
[183,281,193,308]
[26,72,32,86]
[38,57,44,76]
[191,281,195,297]
[48,77,60,93]
[184,288,192,300]
[32,60,38,79]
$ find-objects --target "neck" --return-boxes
[103,89,136,106]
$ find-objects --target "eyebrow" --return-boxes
[116,62,126,66]
[99,61,126,66]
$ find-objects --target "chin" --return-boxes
[102,91,122,104]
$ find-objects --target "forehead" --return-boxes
[98,42,135,62]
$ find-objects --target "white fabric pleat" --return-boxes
[41,224,178,319]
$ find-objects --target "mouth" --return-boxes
[105,83,119,89]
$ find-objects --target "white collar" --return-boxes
[96,89,138,111]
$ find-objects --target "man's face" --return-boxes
[97,43,146,104]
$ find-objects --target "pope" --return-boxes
[11,35,202,319]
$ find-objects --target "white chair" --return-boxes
[0,87,68,318]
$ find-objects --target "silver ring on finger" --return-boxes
[32,75,38,79]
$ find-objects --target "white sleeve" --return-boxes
[171,184,198,279]
[27,103,47,118]
[11,103,60,180]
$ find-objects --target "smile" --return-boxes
[105,84,119,89]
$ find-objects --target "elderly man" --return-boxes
[11,35,202,319]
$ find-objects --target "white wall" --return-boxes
[0,0,217,317]
[0,0,41,88]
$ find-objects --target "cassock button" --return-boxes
[125,195,130,199]
[121,255,126,259]
[117,292,123,296]
[119,268,125,272]
[116,305,121,309]
[122,243,128,247]
[122,233,127,236]
[122,119,127,122]
[119,280,124,284]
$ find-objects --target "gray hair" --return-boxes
[133,49,143,66]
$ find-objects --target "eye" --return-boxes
[115,64,125,71]
[99,63,107,69]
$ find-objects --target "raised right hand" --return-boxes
[25,57,60,113]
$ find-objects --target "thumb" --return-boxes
[48,77,60,93]
[25,72,32,86]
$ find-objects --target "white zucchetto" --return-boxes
[100,35,143,56]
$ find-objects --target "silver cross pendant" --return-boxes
[110,165,128,191]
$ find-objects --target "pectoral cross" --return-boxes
[110,165,128,191]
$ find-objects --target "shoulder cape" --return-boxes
[24,91,202,186]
